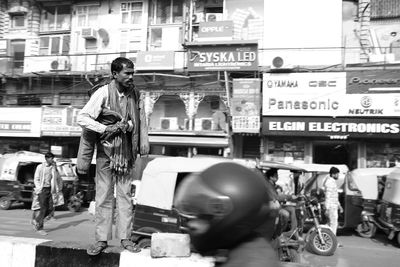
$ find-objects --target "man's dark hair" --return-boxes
[265,168,278,179]
[111,57,134,74]
[44,152,55,159]
[329,166,340,175]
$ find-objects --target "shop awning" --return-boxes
[149,135,229,147]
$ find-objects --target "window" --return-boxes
[39,35,70,55]
[76,5,98,27]
[149,26,182,50]
[121,2,143,24]
[11,15,25,28]
[41,5,71,31]
[150,0,183,25]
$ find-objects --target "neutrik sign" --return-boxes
[186,42,258,71]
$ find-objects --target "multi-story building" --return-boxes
[0,0,399,169]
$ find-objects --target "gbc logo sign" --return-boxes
[308,81,337,87]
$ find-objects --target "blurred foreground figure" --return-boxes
[174,162,280,267]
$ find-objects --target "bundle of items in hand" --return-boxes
[101,121,132,177]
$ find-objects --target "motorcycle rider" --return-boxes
[174,162,280,267]
[264,168,299,239]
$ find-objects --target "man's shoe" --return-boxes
[338,243,344,248]
[121,239,141,253]
[87,241,108,256]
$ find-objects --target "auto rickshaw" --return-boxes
[296,163,368,231]
[374,167,400,245]
[131,156,239,248]
[349,168,394,238]
[0,151,76,210]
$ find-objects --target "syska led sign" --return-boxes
[187,43,258,71]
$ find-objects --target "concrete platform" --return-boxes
[0,235,215,267]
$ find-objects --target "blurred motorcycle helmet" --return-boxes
[174,162,276,253]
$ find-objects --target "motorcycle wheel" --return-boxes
[357,222,377,238]
[0,197,12,210]
[308,228,337,256]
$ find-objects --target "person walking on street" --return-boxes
[77,57,149,256]
[31,152,61,236]
[323,167,344,236]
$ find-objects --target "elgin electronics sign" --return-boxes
[262,117,400,139]
[186,42,258,71]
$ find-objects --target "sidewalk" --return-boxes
[0,208,214,267]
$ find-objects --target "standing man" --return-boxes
[323,167,344,236]
[78,57,149,256]
[32,152,60,236]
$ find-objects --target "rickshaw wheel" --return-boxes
[138,238,151,249]
[0,197,12,210]
[397,232,400,246]
[357,222,377,238]
[68,200,82,212]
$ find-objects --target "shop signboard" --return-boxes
[262,72,346,116]
[231,78,261,133]
[340,94,400,117]
[136,51,175,71]
[262,117,400,139]
[198,21,233,41]
[41,106,82,136]
[0,107,41,137]
[347,70,400,94]
[187,42,258,71]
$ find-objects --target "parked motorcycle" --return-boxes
[302,194,338,256]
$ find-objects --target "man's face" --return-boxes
[332,172,339,180]
[114,64,134,89]
[45,157,54,165]
[270,173,279,183]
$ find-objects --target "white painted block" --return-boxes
[150,233,191,258]
[0,236,49,267]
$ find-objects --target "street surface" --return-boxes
[0,204,399,267]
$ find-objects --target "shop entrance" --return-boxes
[313,142,358,169]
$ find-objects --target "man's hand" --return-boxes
[339,205,344,213]
[101,123,122,140]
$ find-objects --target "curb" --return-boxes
[0,236,214,267]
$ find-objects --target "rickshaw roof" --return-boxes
[1,151,44,163]
[257,160,306,172]
[137,156,251,210]
[349,168,394,177]
[142,156,234,176]
[293,163,348,173]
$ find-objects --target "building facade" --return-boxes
[0,0,399,169]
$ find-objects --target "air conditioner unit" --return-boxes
[270,56,293,70]
[194,118,213,131]
[81,28,97,39]
[50,59,71,71]
[160,117,178,130]
[205,13,223,22]
[193,13,204,23]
